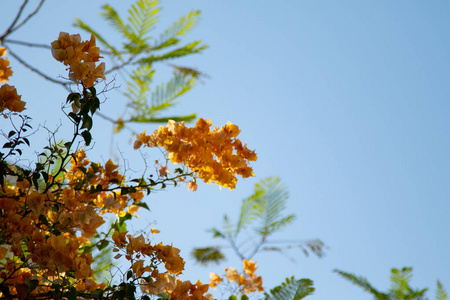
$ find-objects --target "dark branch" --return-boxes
[0,0,29,43]
[7,0,46,37]
[7,48,71,89]
[4,39,51,50]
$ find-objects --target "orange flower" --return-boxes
[209,273,222,288]
[51,32,105,87]
[187,181,198,192]
[0,48,12,83]
[135,118,257,190]
[0,84,26,113]
[243,259,257,276]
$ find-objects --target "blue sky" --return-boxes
[2,0,450,299]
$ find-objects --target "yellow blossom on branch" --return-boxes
[51,32,105,88]
[210,259,264,294]
[134,118,257,190]
[0,84,26,113]
[0,48,12,83]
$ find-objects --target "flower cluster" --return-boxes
[0,48,12,83]
[0,84,26,113]
[0,149,145,295]
[51,32,105,87]
[134,118,257,190]
[0,48,26,113]
[112,232,212,299]
[210,259,264,295]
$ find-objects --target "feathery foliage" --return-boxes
[335,269,390,299]
[264,276,315,300]
[335,268,445,300]
[437,281,448,300]
[192,177,325,265]
[73,0,208,132]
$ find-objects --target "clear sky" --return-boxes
[2,0,450,299]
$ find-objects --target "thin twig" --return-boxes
[9,0,46,37]
[4,39,51,50]
[0,0,29,42]
[7,48,71,89]
[104,54,135,75]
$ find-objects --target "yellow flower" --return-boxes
[243,259,257,277]
[0,84,26,113]
[135,118,257,190]
[209,273,222,288]
[187,181,198,192]
[151,228,160,234]
[51,32,105,87]
[0,48,12,83]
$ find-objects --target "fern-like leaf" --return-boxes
[254,177,294,236]
[151,11,200,50]
[191,247,225,266]
[126,66,197,124]
[124,64,154,113]
[264,276,315,300]
[334,269,390,300]
[137,41,207,64]
[437,281,448,300]
[125,0,159,51]
[100,4,134,41]
[235,188,264,235]
[73,18,121,56]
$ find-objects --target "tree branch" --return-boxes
[0,0,29,43]
[4,39,51,50]
[7,48,71,89]
[4,0,46,39]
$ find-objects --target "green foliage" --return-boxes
[335,267,445,300]
[73,0,208,132]
[192,177,325,265]
[126,67,197,123]
[437,281,448,300]
[335,269,390,299]
[264,276,314,300]
[191,247,226,266]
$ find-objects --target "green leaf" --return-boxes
[334,269,389,300]
[191,247,225,266]
[67,92,81,104]
[127,0,159,45]
[264,276,315,300]
[151,10,200,50]
[253,177,294,237]
[113,221,127,233]
[137,41,207,64]
[134,202,150,211]
[73,19,121,55]
[119,213,133,225]
[81,131,92,146]
[100,4,133,41]
[207,228,226,239]
[437,280,448,300]
[81,115,93,131]
[97,240,110,251]
[128,72,196,123]
[127,270,133,280]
